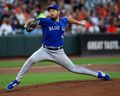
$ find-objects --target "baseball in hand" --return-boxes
[79,20,87,26]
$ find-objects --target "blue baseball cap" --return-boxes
[47,4,60,11]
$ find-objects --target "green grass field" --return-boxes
[0,56,120,89]
[1,72,120,89]
[0,56,120,68]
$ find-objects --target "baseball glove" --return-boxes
[25,18,37,32]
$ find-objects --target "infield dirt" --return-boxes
[0,79,120,96]
[0,64,120,96]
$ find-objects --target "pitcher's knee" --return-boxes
[27,57,36,64]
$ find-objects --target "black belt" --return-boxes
[43,45,63,50]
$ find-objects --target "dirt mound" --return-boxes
[0,79,120,96]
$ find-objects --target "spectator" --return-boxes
[89,10,100,33]
[0,18,14,36]
[106,18,120,34]
[0,0,120,36]
[15,7,25,25]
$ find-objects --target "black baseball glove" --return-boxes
[25,18,37,32]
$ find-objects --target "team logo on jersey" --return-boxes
[49,26,60,31]
[62,27,65,31]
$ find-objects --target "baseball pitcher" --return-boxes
[6,4,111,91]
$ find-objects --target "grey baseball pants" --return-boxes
[16,46,98,81]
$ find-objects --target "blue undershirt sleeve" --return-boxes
[62,16,69,25]
[37,18,48,26]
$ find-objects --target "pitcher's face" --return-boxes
[49,9,60,20]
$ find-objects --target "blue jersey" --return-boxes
[37,16,68,47]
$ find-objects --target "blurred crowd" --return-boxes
[0,0,120,36]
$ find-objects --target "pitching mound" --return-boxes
[0,79,120,96]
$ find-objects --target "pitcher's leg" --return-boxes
[16,47,53,82]
[16,57,35,82]
[54,52,98,77]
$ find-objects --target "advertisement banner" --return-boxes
[79,34,120,55]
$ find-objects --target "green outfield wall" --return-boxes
[0,33,120,57]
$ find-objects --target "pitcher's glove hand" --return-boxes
[25,18,37,32]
